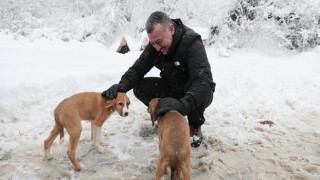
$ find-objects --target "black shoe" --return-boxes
[190,126,203,148]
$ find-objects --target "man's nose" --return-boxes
[153,44,161,51]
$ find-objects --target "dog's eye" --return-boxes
[127,102,130,106]
[118,102,124,106]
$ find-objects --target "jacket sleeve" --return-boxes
[179,36,214,114]
[119,43,157,92]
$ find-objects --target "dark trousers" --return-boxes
[133,77,213,128]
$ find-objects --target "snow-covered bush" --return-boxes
[0,0,132,45]
[270,1,320,51]
[210,0,320,51]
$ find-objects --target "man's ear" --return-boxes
[169,24,175,35]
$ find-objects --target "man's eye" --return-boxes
[156,40,162,44]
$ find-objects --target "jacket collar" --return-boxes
[165,19,185,57]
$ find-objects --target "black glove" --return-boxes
[156,97,186,116]
[102,84,125,99]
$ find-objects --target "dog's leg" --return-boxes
[175,165,187,180]
[91,122,94,140]
[155,155,168,180]
[92,124,106,153]
[184,161,191,180]
[175,161,191,180]
[66,123,84,171]
[91,122,97,144]
[44,125,59,160]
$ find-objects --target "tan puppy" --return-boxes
[44,92,130,171]
[148,98,191,180]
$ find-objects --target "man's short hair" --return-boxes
[145,11,172,33]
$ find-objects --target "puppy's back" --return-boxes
[54,92,102,119]
[161,111,189,137]
[159,111,190,160]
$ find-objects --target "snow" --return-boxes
[1,31,320,179]
[189,26,210,40]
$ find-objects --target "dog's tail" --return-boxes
[54,115,65,144]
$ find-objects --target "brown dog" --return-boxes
[148,98,191,180]
[44,92,130,171]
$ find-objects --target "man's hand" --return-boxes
[101,84,124,99]
[156,97,185,116]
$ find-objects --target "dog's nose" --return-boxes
[124,112,128,116]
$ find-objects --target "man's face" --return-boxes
[148,23,174,55]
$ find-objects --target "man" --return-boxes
[102,11,215,147]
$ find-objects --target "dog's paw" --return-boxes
[97,146,106,154]
[44,150,54,160]
[43,155,54,161]
[45,155,54,160]
[75,163,85,171]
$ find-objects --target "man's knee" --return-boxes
[133,87,149,106]
[133,77,172,106]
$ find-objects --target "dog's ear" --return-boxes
[148,98,159,126]
[150,108,157,126]
[105,99,115,109]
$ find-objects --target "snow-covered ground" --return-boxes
[0,33,320,179]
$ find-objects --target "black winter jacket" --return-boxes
[119,19,215,115]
